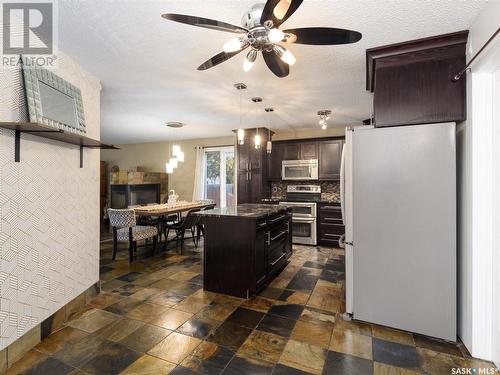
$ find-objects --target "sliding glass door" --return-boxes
[204,146,235,207]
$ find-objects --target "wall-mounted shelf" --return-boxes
[0,122,118,168]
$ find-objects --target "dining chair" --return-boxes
[196,203,216,241]
[164,208,201,253]
[108,208,159,263]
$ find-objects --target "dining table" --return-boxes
[133,200,214,217]
[132,200,215,249]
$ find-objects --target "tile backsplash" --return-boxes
[271,181,341,202]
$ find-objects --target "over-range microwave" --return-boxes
[282,159,319,181]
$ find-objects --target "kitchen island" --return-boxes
[196,204,293,298]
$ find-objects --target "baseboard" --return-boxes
[0,281,100,371]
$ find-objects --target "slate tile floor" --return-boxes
[7,240,497,375]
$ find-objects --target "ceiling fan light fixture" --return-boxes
[321,124,328,130]
[273,45,296,66]
[223,37,247,53]
[268,28,285,43]
[243,49,258,72]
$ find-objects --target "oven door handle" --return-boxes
[292,217,316,223]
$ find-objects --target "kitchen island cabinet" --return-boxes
[197,204,292,298]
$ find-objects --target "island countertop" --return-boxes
[195,203,290,220]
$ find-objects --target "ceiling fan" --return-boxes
[161,0,362,78]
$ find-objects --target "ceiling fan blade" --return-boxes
[260,0,303,28]
[262,50,289,78]
[162,13,248,34]
[198,49,246,71]
[283,27,362,45]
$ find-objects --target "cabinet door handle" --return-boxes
[266,231,271,245]
[270,230,287,242]
[257,221,267,229]
[270,253,286,267]
[269,214,286,224]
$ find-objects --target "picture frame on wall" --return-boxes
[21,55,87,134]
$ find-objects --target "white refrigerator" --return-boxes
[341,123,457,341]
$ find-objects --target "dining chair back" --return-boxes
[108,208,136,228]
[107,208,158,263]
[164,208,202,253]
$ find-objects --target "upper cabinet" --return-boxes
[283,143,301,160]
[237,128,272,203]
[268,137,344,181]
[366,30,468,127]
[318,139,343,180]
[300,142,318,160]
[268,142,285,180]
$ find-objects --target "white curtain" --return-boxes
[192,146,204,201]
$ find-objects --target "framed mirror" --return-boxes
[21,56,86,134]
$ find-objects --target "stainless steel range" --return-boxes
[279,185,321,245]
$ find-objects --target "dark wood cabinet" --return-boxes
[268,143,285,180]
[283,143,300,160]
[366,31,468,127]
[318,139,343,180]
[300,142,318,160]
[237,128,271,203]
[202,206,293,298]
[267,137,344,181]
[318,203,344,247]
[255,228,268,287]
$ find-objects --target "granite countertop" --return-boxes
[265,198,341,205]
[196,204,290,219]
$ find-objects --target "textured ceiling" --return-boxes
[58,0,486,144]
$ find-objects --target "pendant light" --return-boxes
[265,107,274,154]
[255,130,261,150]
[172,144,185,162]
[166,143,184,174]
[235,83,247,145]
[252,97,263,149]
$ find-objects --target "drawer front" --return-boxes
[268,243,285,264]
[320,223,344,236]
[319,236,341,247]
[256,219,268,230]
[320,216,343,225]
[268,212,292,227]
[319,205,342,219]
[268,245,287,275]
[319,221,344,248]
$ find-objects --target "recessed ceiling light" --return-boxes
[166,122,185,128]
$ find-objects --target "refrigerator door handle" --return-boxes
[340,144,346,225]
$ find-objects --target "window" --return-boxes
[203,146,235,207]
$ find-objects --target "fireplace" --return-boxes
[110,184,160,209]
